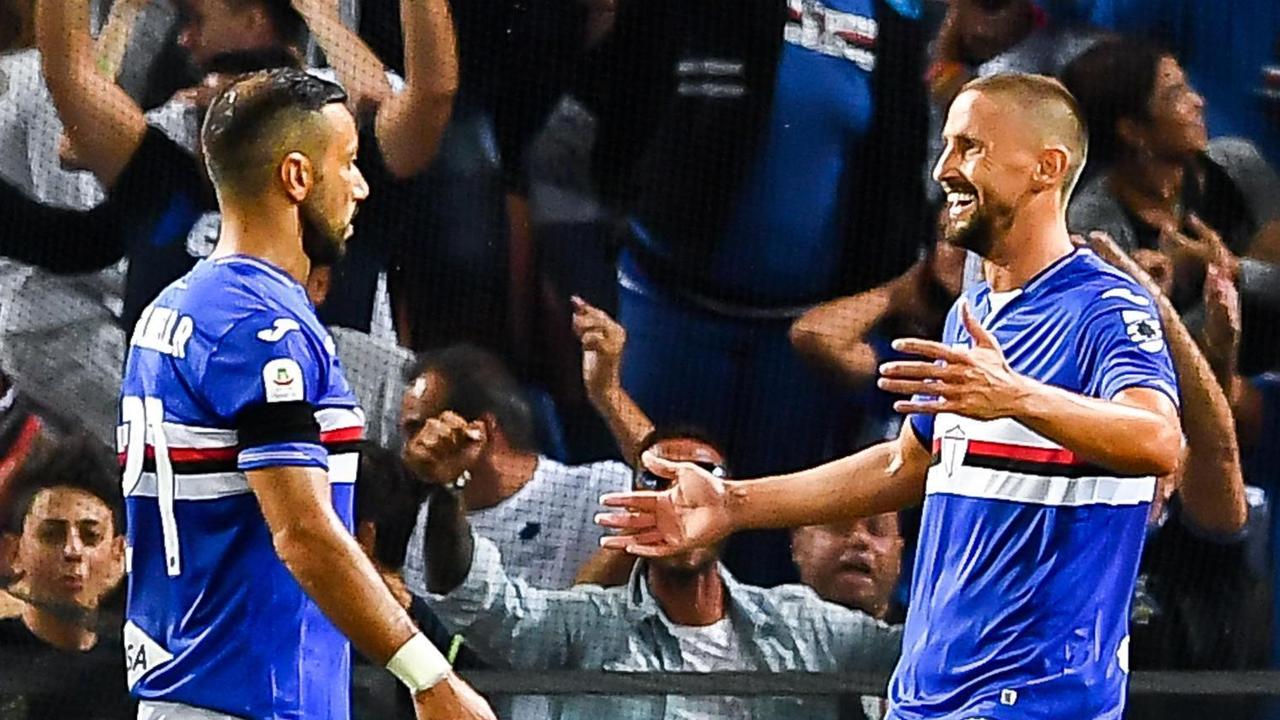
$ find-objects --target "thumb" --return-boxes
[464,421,486,443]
[641,451,681,481]
[960,299,999,350]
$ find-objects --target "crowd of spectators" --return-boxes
[1,0,1279,717]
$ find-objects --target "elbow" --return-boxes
[1139,425,1183,478]
[788,320,822,359]
[270,521,331,581]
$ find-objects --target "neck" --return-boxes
[462,452,539,510]
[1110,154,1189,218]
[209,202,310,284]
[649,565,726,626]
[21,601,95,652]
[983,203,1075,292]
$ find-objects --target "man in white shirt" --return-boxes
[400,344,632,591]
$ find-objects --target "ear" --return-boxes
[280,152,313,204]
[1115,117,1146,153]
[0,532,20,580]
[1033,146,1070,191]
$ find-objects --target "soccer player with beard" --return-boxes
[117,70,492,720]
[597,73,1183,719]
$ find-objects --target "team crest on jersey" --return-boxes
[263,358,305,403]
[939,425,968,477]
[1121,310,1165,353]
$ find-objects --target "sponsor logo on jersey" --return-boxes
[263,358,305,403]
[124,620,174,689]
[1121,309,1165,353]
[257,318,301,343]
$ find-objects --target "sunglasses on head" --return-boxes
[633,460,728,492]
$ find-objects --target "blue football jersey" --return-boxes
[890,249,1179,719]
[118,255,365,719]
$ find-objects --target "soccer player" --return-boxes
[117,69,493,720]
[597,73,1183,719]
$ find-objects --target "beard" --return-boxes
[300,201,348,267]
[941,196,1012,258]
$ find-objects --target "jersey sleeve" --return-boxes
[1077,284,1180,407]
[199,312,330,471]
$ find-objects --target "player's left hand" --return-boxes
[877,300,1033,420]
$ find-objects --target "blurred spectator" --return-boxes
[350,442,483,720]
[792,515,905,624]
[1042,0,1280,169]
[400,344,632,594]
[1064,39,1280,373]
[1089,232,1263,718]
[583,0,930,586]
[925,0,1097,203]
[0,434,132,719]
[36,0,457,335]
[415,429,902,720]
[0,367,57,611]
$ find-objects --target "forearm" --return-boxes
[276,513,420,664]
[35,0,144,187]
[729,436,927,531]
[790,288,894,384]
[375,0,459,178]
[424,487,475,595]
[1014,383,1180,477]
[297,1,392,113]
[590,385,654,466]
[1151,292,1247,532]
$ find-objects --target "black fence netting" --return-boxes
[1,0,1279,718]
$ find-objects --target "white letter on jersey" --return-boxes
[263,358,305,403]
[257,318,301,343]
[124,620,175,689]
[129,307,194,359]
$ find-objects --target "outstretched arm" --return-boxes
[295,0,457,179]
[597,421,931,557]
[879,301,1182,477]
[572,297,654,464]
[36,0,147,188]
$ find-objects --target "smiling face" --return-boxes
[8,487,123,610]
[1130,57,1208,161]
[792,513,903,618]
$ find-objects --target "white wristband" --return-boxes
[386,633,451,694]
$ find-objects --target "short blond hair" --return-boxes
[959,73,1090,201]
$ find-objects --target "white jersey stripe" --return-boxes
[934,413,1066,451]
[127,451,360,500]
[926,464,1156,507]
[316,406,366,432]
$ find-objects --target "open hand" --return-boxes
[877,300,1032,419]
[594,452,733,558]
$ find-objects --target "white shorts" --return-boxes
[137,701,243,720]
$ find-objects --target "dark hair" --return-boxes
[1061,38,1169,167]
[406,345,538,453]
[636,425,729,470]
[201,67,348,193]
[228,0,308,50]
[5,434,122,535]
[355,443,425,569]
[204,47,303,76]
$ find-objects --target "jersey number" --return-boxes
[120,396,182,577]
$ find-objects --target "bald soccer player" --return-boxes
[598,73,1182,720]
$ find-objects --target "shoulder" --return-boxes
[1068,176,1137,248]
[1206,136,1272,180]
[187,259,322,352]
[1062,251,1156,312]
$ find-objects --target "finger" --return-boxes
[624,541,682,559]
[599,535,637,550]
[641,451,681,480]
[580,330,607,349]
[893,399,947,414]
[878,378,954,397]
[570,295,588,311]
[1069,233,1087,247]
[600,491,661,511]
[878,360,961,381]
[891,338,967,364]
[1185,214,1220,242]
[959,300,999,351]
[438,411,468,428]
[463,420,486,442]
[593,511,657,531]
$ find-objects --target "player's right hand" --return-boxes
[403,411,486,486]
[595,452,734,557]
[414,672,496,720]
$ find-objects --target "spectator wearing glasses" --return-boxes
[413,426,902,720]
